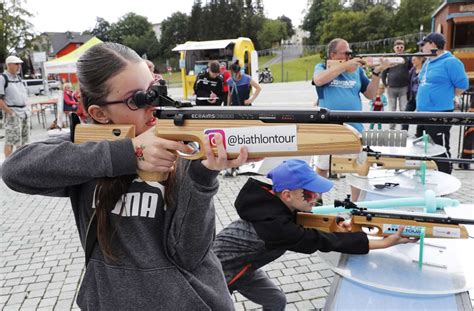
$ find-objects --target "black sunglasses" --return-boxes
[102,83,166,111]
[373,182,399,190]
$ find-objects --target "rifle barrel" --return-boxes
[355,52,436,58]
[354,209,474,225]
[366,151,474,164]
[155,107,474,126]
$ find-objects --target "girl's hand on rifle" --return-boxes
[201,133,249,171]
[132,127,195,173]
[369,226,419,250]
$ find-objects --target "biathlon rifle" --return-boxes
[330,154,438,176]
[70,85,474,182]
[330,144,474,177]
[298,195,473,269]
[297,201,473,239]
[326,50,437,71]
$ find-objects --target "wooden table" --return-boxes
[29,99,58,128]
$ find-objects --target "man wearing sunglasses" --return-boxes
[415,32,469,174]
[214,159,413,310]
[312,38,394,201]
[0,56,30,158]
[381,40,412,130]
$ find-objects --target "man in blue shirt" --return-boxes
[313,38,393,200]
[416,32,469,174]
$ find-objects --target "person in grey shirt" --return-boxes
[3,42,249,310]
[381,40,412,130]
[0,55,30,157]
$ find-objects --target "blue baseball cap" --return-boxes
[417,32,446,49]
[267,159,334,193]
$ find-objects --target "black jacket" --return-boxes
[213,178,369,284]
[381,59,412,88]
[193,70,223,106]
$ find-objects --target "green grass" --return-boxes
[258,53,278,68]
[268,54,322,82]
[162,71,183,87]
[163,53,322,87]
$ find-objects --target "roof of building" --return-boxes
[43,32,94,56]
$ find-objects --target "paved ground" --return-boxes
[1,82,473,310]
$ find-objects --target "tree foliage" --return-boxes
[394,0,443,36]
[1,0,35,62]
[302,0,342,45]
[277,15,295,38]
[257,19,288,50]
[159,12,189,59]
[89,17,112,42]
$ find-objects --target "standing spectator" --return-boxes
[227,61,261,106]
[193,60,224,106]
[381,39,412,130]
[416,32,469,174]
[220,62,231,105]
[313,38,393,201]
[459,94,473,170]
[0,55,30,158]
[402,54,426,132]
[369,84,388,130]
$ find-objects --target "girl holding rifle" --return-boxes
[3,42,248,310]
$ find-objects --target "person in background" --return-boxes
[145,59,163,82]
[402,54,426,132]
[220,62,231,106]
[227,61,261,106]
[63,82,79,112]
[2,42,248,310]
[0,55,30,157]
[312,38,394,201]
[368,84,388,130]
[416,32,469,174]
[193,60,224,106]
[381,39,412,130]
[214,159,415,310]
[459,94,473,170]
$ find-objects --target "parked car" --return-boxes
[47,80,61,91]
[22,79,61,96]
[22,79,44,96]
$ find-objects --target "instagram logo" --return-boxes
[204,129,226,148]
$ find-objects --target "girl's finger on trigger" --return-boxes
[203,135,215,159]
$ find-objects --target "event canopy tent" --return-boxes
[44,37,102,75]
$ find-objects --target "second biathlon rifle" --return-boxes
[326,50,438,71]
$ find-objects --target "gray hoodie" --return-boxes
[2,135,234,310]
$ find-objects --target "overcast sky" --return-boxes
[27,0,309,33]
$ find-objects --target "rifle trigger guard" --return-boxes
[174,114,185,126]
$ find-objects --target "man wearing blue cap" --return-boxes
[214,159,413,310]
[416,32,469,174]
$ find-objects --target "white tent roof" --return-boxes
[172,39,236,52]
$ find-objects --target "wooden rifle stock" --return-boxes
[73,120,361,181]
[296,212,470,239]
[330,155,438,176]
[73,124,170,181]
